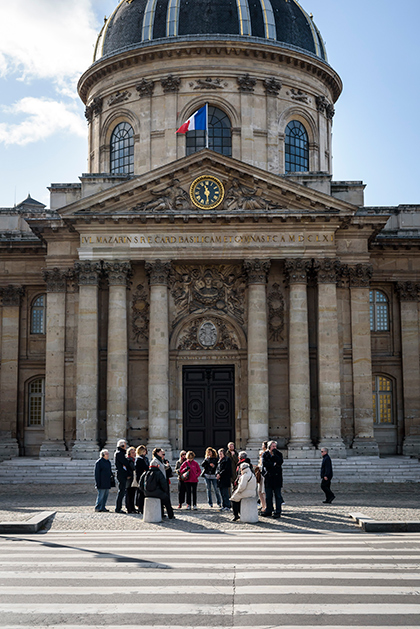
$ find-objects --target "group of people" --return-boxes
[94,439,335,519]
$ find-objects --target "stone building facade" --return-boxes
[1,0,419,461]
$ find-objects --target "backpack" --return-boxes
[140,470,158,494]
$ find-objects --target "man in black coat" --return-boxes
[140,464,175,519]
[261,440,283,518]
[94,449,112,512]
[320,447,335,504]
[216,448,232,511]
[114,439,128,513]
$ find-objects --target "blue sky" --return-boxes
[0,0,419,208]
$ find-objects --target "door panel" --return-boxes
[183,365,234,455]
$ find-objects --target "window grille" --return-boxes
[372,376,393,424]
[28,378,45,427]
[31,295,45,334]
[186,106,232,157]
[285,120,309,172]
[370,290,389,332]
[110,122,134,175]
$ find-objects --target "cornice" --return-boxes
[78,39,342,104]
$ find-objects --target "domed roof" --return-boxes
[94,0,327,62]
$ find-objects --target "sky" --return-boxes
[0,0,419,208]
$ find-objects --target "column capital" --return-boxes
[43,267,72,293]
[284,258,312,285]
[348,263,373,288]
[243,259,271,284]
[74,261,102,286]
[145,260,172,285]
[313,258,341,284]
[103,261,132,286]
[0,285,25,306]
[395,281,420,302]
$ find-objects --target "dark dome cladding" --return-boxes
[95,0,327,62]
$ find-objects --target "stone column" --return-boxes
[39,269,69,457]
[396,282,420,457]
[314,260,346,458]
[145,260,172,458]
[243,259,271,456]
[349,264,379,456]
[0,286,24,461]
[72,262,101,459]
[285,259,315,458]
[103,261,132,453]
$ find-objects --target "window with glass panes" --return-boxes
[372,376,393,424]
[370,290,389,331]
[285,120,309,172]
[28,378,45,426]
[186,106,232,157]
[31,295,45,334]
[110,122,134,174]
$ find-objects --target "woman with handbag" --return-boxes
[175,450,187,508]
[179,450,201,510]
[201,447,222,508]
[255,441,268,512]
[125,446,137,513]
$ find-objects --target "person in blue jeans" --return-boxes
[260,440,283,518]
[94,449,113,512]
[202,447,222,507]
[216,448,232,511]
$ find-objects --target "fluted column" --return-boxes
[40,269,69,457]
[244,259,271,455]
[285,259,315,458]
[314,259,346,458]
[0,286,24,461]
[396,282,420,457]
[145,260,172,458]
[103,261,132,453]
[349,264,379,456]
[72,261,101,459]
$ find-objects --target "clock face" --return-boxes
[190,176,224,209]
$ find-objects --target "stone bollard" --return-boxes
[143,497,162,523]
[240,497,259,523]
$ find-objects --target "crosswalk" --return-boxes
[1,530,420,627]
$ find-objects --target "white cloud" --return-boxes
[0,0,100,95]
[0,98,86,146]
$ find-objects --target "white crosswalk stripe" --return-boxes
[1,531,420,627]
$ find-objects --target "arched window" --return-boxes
[31,295,46,334]
[110,122,134,174]
[372,376,393,424]
[285,120,309,172]
[28,378,45,426]
[370,290,389,332]
[186,106,232,157]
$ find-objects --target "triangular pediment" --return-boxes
[58,149,357,220]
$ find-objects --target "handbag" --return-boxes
[180,465,190,481]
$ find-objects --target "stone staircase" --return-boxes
[1,455,420,484]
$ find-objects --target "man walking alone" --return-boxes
[320,447,335,504]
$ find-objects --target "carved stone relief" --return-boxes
[288,88,310,103]
[43,268,70,292]
[0,285,25,306]
[263,77,282,96]
[237,74,256,92]
[170,264,246,327]
[189,78,227,90]
[313,258,341,284]
[85,97,103,122]
[136,79,155,98]
[74,261,102,285]
[347,264,373,288]
[103,261,132,286]
[284,259,312,285]
[395,281,420,301]
[177,317,239,351]
[268,283,285,342]
[316,95,335,120]
[223,178,276,212]
[161,74,181,92]
[132,179,189,212]
[132,284,150,342]
[108,91,131,107]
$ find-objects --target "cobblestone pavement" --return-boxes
[0,482,419,533]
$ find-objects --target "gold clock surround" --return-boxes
[190,175,225,210]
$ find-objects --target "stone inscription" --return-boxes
[80,231,335,248]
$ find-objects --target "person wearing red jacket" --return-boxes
[179,450,201,510]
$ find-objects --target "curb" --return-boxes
[349,511,420,533]
[0,511,56,534]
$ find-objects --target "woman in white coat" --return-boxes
[230,462,257,522]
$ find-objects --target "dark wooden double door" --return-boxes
[183,366,235,456]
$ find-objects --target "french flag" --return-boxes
[176,104,207,134]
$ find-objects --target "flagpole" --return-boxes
[205,103,209,149]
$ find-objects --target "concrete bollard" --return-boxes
[143,497,162,523]
[240,497,259,523]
